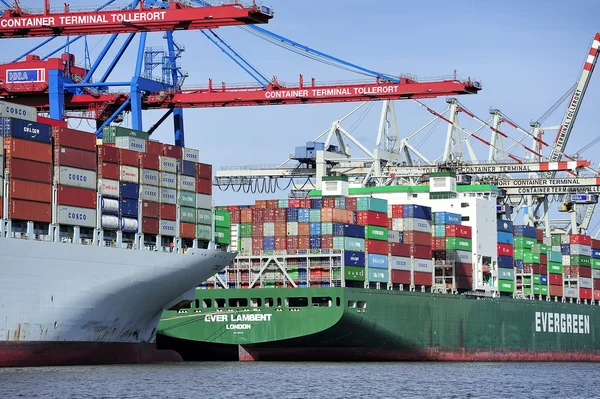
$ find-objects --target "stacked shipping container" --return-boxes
[497,219,514,294]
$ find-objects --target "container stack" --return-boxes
[531,243,549,296]
[563,234,593,300]
[496,219,514,294]
[53,127,98,229]
[592,239,600,301]
[513,225,537,296]
[98,145,120,231]
[0,145,3,219]
[119,147,140,234]
[548,234,563,297]
[196,162,213,241]
[338,222,366,286]
[214,209,231,247]
[357,197,389,286]
[434,212,472,291]
[158,152,177,239]
[176,147,200,242]
[389,204,412,287]
[139,141,161,236]
[2,118,53,223]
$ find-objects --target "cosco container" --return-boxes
[57,205,96,228]
[367,268,389,283]
[179,206,196,223]
[177,175,196,192]
[455,250,473,264]
[196,224,212,241]
[119,182,139,200]
[140,185,159,202]
[570,244,592,256]
[413,258,433,273]
[196,193,212,209]
[178,190,196,208]
[403,218,432,234]
[0,117,51,143]
[197,208,212,225]
[159,156,177,173]
[388,230,402,243]
[0,102,37,122]
[141,169,159,186]
[120,165,139,183]
[120,217,138,233]
[367,253,388,269]
[57,185,96,209]
[115,136,146,153]
[101,198,119,215]
[98,179,119,198]
[160,187,177,205]
[160,172,176,189]
[343,251,365,267]
[389,256,411,271]
[5,138,52,163]
[182,148,200,163]
[54,166,96,189]
[159,219,177,236]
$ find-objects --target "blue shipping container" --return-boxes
[182,160,196,177]
[497,255,513,268]
[561,244,571,256]
[334,197,346,209]
[514,259,524,270]
[403,204,432,221]
[286,208,298,222]
[310,235,322,249]
[120,199,138,217]
[367,253,388,269]
[298,208,310,223]
[540,274,548,285]
[434,212,461,225]
[311,198,323,209]
[497,231,514,245]
[263,237,275,251]
[513,225,537,238]
[497,219,513,233]
[0,117,52,143]
[120,182,139,200]
[344,251,366,266]
[309,222,321,236]
[592,249,600,259]
[332,223,365,238]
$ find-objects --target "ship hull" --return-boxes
[0,238,236,367]
[158,287,600,362]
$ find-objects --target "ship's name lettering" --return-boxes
[535,312,590,334]
[204,314,273,323]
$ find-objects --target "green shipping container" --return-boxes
[433,225,446,238]
[593,258,600,270]
[523,277,532,285]
[196,224,212,241]
[215,226,231,244]
[548,262,563,274]
[103,125,149,140]
[178,191,196,208]
[356,197,388,213]
[180,206,196,223]
[513,248,526,261]
[533,285,541,295]
[365,226,388,241]
[214,210,231,228]
[309,209,321,223]
[498,280,514,293]
[533,274,540,285]
[333,237,365,252]
[445,237,472,251]
[524,287,532,295]
[514,237,536,249]
[278,199,289,208]
[345,266,366,282]
[240,223,252,238]
[321,222,333,236]
[197,209,212,226]
[541,286,549,296]
[551,234,562,246]
[523,252,540,264]
[571,255,592,267]
[548,251,562,263]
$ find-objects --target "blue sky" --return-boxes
[3,0,600,226]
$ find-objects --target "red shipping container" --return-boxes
[119,148,139,166]
[298,222,310,236]
[146,140,163,156]
[10,179,51,203]
[389,242,411,257]
[539,265,548,275]
[10,199,51,222]
[288,199,301,208]
[403,231,432,246]
[142,201,159,218]
[580,288,593,300]
[4,138,52,163]
[577,266,592,278]
[274,237,287,251]
[387,218,392,230]
[264,209,275,223]
[160,204,176,221]
[52,127,96,151]
[98,162,120,180]
[6,158,52,183]
[365,239,388,255]
[97,145,119,163]
[322,197,335,208]
[445,224,472,238]
[356,211,387,227]
[252,208,264,223]
[255,200,267,209]
[536,229,544,243]
[592,239,600,250]
[595,290,600,301]
[411,245,432,259]
[252,237,264,251]
[549,273,563,286]
[38,116,67,128]
[163,144,182,159]
[55,146,96,170]
[180,222,196,238]
[267,200,279,209]
[321,235,333,249]
[531,264,541,274]
[391,204,403,218]
[345,197,357,211]
[196,163,212,180]
[497,243,514,257]
[391,270,411,284]
[286,236,299,251]
[432,237,446,250]
[230,209,241,224]
[142,217,159,235]
[252,223,264,237]
[274,209,287,222]
[455,262,472,277]
[138,153,160,170]
[456,275,473,290]
[196,178,212,195]
[240,208,253,223]
[595,279,600,290]
[570,234,591,246]
[301,199,312,208]
[413,271,432,286]
[549,285,563,297]
[57,185,96,209]
[274,222,287,237]
[298,236,310,250]
[540,254,548,265]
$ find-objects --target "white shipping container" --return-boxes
[579,277,593,289]
[140,185,159,202]
[182,148,200,163]
[98,178,119,198]
[390,256,411,271]
[160,188,177,205]
[120,217,139,233]
[388,230,401,243]
[456,250,473,264]
[178,175,196,192]
[562,255,571,266]
[100,198,119,214]
[570,244,592,256]
[160,172,177,189]
[560,235,570,245]
[387,204,393,217]
[196,193,212,209]
[391,218,403,232]
[141,169,159,186]
[101,215,119,230]
[240,237,253,252]
[413,258,433,273]
[0,101,37,122]
[286,222,298,236]
[263,222,275,237]
[543,236,552,246]
[115,136,146,153]
[160,219,177,236]
[57,205,96,228]
[593,269,600,280]
[403,218,432,234]
[159,156,177,173]
[564,287,578,298]
[120,165,139,183]
[55,166,96,190]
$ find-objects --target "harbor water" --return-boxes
[1,362,599,398]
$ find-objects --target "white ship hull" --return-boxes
[0,237,235,367]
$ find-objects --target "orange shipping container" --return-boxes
[298,222,310,236]
[255,200,267,209]
[274,222,287,237]
[240,208,253,223]
[595,290,600,301]
[5,158,52,183]
[549,285,563,297]
[180,222,195,238]
[321,208,333,222]
[10,199,51,222]
[146,140,163,156]
[10,179,52,203]
[4,138,52,163]
[274,237,287,251]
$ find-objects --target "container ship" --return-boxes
[158,176,600,361]
[0,102,235,367]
